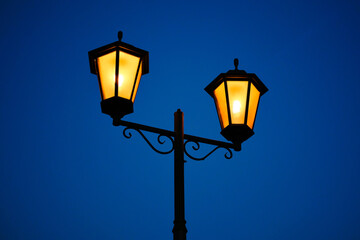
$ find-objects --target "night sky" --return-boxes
[1,0,360,239]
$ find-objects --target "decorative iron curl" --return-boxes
[184,140,233,161]
[123,127,175,154]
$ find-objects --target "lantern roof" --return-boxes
[205,59,268,97]
[88,32,149,75]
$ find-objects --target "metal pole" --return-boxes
[172,109,187,240]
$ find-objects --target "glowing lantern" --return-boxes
[89,31,149,125]
[205,59,268,147]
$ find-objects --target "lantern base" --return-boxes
[101,97,133,125]
[221,124,254,147]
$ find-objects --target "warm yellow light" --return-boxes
[117,52,141,100]
[97,51,116,100]
[233,100,241,114]
[247,83,260,129]
[117,74,124,87]
[214,82,229,129]
[228,81,248,124]
[97,51,141,100]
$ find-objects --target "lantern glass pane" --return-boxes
[117,51,141,100]
[97,51,116,100]
[214,82,229,129]
[227,81,248,124]
[131,60,143,102]
[247,83,260,129]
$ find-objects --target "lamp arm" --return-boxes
[184,140,233,161]
[184,133,239,151]
[120,119,175,155]
[117,119,240,160]
[119,119,175,138]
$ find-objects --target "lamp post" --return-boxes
[89,31,268,240]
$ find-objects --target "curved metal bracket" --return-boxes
[123,127,175,155]
[117,119,238,160]
[184,140,233,161]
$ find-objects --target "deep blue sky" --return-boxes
[1,0,360,239]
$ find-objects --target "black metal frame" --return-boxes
[89,39,149,100]
[115,109,239,240]
[118,113,238,158]
[204,59,268,145]
[89,34,268,240]
[88,32,149,124]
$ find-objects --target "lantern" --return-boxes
[205,59,268,147]
[89,31,149,125]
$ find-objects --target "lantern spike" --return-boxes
[234,58,239,70]
[118,31,123,42]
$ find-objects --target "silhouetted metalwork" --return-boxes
[118,115,238,161]
[184,140,233,161]
[123,127,174,155]
[116,110,240,240]
[89,31,149,123]
[205,58,268,146]
[89,32,268,240]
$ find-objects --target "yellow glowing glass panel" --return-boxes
[247,83,260,129]
[131,61,143,102]
[214,82,229,129]
[117,51,141,100]
[97,51,116,100]
[227,81,248,124]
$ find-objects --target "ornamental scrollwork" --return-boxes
[184,140,233,161]
[123,127,175,155]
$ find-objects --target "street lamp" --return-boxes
[88,31,149,125]
[205,58,268,148]
[89,31,268,240]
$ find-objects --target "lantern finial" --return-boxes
[234,58,239,70]
[118,31,123,41]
